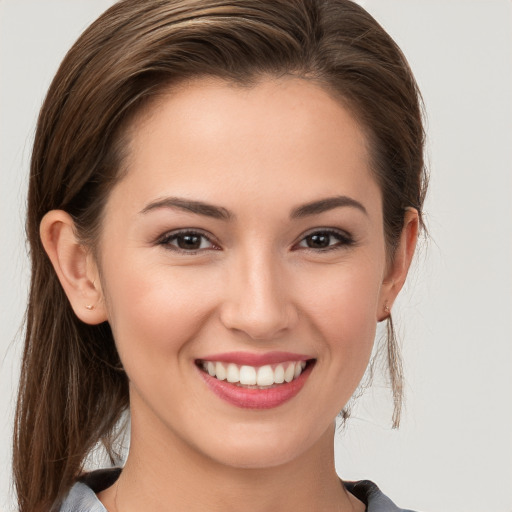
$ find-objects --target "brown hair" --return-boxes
[14,1,427,510]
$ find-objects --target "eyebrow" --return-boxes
[140,197,232,220]
[139,194,367,220]
[290,195,367,218]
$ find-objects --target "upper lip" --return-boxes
[197,351,313,366]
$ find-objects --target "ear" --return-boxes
[378,208,419,321]
[40,210,108,325]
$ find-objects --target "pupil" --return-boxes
[308,234,329,248]
[178,234,201,250]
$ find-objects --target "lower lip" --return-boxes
[197,362,314,410]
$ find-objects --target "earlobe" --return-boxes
[378,208,419,321]
[39,210,108,325]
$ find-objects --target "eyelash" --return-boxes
[157,228,355,254]
[157,230,219,254]
[296,229,355,252]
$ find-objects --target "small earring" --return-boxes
[384,303,391,314]
[85,304,95,311]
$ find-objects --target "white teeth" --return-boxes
[274,364,285,384]
[239,365,257,385]
[215,362,226,381]
[201,361,307,388]
[284,363,295,383]
[201,360,309,386]
[256,365,274,386]
[226,363,240,383]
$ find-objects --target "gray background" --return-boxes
[1,1,511,511]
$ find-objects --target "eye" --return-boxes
[296,229,354,251]
[158,230,218,253]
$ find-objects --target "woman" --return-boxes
[13,1,427,511]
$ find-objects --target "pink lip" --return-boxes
[197,360,315,410]
[198,351,311,366]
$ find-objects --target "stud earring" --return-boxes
[384,303,390,314]
[85,304,95,311]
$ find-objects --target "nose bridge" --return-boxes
[220,243,297,340]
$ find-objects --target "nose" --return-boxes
[219,249,299,340]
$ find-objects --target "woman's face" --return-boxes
[97,77,393,468]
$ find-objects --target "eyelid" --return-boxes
[293,227,355,250]
[156,228,220,253]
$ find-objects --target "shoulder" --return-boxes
[345,480,419,512]
[57,468,121,512]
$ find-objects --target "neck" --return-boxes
[100,412,361,512]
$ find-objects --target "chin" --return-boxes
[193,421,331,471]
[209,443,305,470]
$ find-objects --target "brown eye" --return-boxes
[159,231,216,252]
[297,230,354,251]
[305,233,331,248]
[176,234,202,250]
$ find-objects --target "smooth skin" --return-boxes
[41,77,418,512]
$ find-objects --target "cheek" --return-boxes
[100,257,218,371]
[302,257,382,339]
[298,256,384,391]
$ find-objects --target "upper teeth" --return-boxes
[201,361,307,387]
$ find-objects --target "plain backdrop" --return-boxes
[1,1,511,511]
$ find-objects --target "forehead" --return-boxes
[111,77,381,219]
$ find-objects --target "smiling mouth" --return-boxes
[196,359,315,389]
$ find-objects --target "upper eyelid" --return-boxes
[300,227,351,236]
[157,229,218,248]
[293,228,355,252]
[158,228,214,240]
[296,227,353,242]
